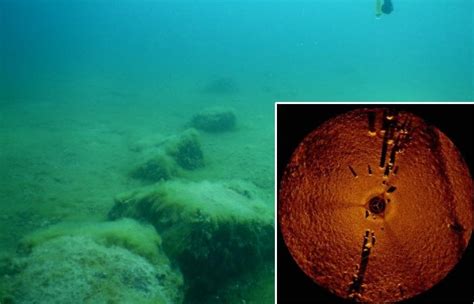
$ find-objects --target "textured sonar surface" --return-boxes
[279,108,472,302]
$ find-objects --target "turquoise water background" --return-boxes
[1,0,473,103]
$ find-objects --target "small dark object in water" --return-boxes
[382,0,393,14]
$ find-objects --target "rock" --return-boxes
[13,219,184,304]
[108,179,273,298]
[130,152,177,182]
[190,107,236,132]
[13,236,173,304]
[130,129,204,182]
[166,129,204,170]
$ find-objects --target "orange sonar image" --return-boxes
[279,107,473,303]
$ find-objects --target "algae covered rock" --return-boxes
[165,128,204,170]
[108,179,274,297]
[12,219,184,304]
[13,236,169,304]
[130,152,177,182]
[130,129,204,181]
[19,219,165,265]
[190,107,236,132]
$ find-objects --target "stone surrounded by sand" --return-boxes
[108,179,273,298]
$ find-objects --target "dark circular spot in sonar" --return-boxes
[369,197,386,214]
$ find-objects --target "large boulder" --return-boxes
[108,179,274,298]
[9,219,183,304]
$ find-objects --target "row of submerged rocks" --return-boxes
[1,106,274,304]
[129,106,237,182]
[115,106,274,301]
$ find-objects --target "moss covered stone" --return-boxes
[130,129,204,182]
[108,179,273,298]
[130,152,177,182]
[13,236,170,304]
[13,219,184,304]
[166,129,204,170]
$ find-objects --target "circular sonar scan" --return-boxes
[278,107,473,303]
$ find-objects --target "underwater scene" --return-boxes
[0,0,472,303]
